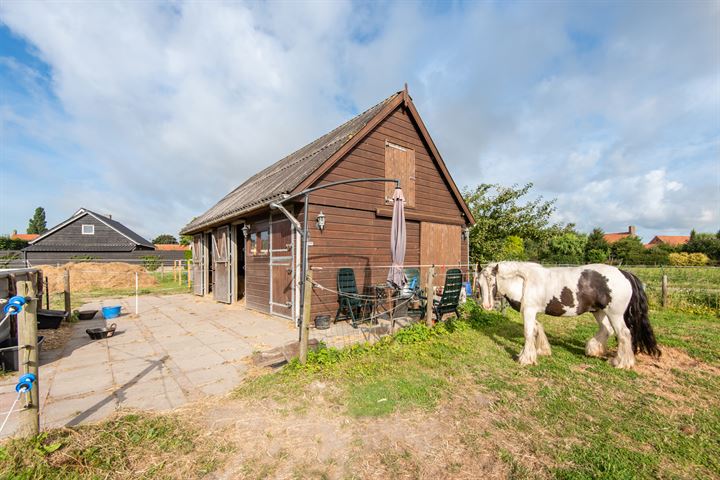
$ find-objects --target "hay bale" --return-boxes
[39,262,158,293]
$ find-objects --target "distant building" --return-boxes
[23,208,186,266]
[645,235,690,248]
[10,231,39,242]
[604,225,637,244]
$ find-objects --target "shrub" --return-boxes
[70,255,97,262]
[141,255,161,271]
[585,248,609,264]
[669,252,710,266]
[0,236,28,250]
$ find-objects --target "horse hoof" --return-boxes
[585,339,606,358]
[537,346,552,356]
[609,355,635,369]
[517,352,538,366]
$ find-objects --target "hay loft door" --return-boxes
[212,226,232,303]
[191,234,204,296]
[269,215,294,319]
[420,222,462,286]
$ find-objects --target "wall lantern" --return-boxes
[316,211,326,232]
[462,227,470,241]
[242,224,251,238]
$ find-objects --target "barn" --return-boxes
[180,88,475,323]
[23,208,184,265]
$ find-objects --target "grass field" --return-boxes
[621,266,720,313]
[3,299,718,479]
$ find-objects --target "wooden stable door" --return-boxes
[212,226,232,303]
[270,217,294,319]
[191,234,204,296]
[420,222,462,286]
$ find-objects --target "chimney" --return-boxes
[12,229,17,236]
[629,225,636,236]
[108,214,112,220]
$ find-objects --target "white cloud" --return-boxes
[0,0,717,241]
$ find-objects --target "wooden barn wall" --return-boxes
[35,215,135,247]
[24,249,186,266]
[301,104,470,320]
[244,213,270,314]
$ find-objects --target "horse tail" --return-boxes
[620,270,661,357]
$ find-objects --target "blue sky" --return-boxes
[0,0,718,242]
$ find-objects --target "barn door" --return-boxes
[270,216,294,319]
[191,234,204,296]
[420,222,462,287]
[212,226,231,303]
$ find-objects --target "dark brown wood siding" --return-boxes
[244,213,271,314]
[302,104,470,319]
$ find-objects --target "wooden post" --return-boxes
[160,264,164,280]
[299,270,313,364]
[177,260,182,286]
[425,266,435,327]
[44,276,49,310]
[135,272,139,315]
[661,274,668,308]
[187,259,192,287]
[16,275,39,436]
[63,269,71,314]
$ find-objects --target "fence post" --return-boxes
[425,266,435,327]
[661,274,668,308]
[135,272,139,315]
[16,274,39,436]
[299,269,313,364]
[63,269,71,314]
[186,259,191,287]
[44,276,49,310]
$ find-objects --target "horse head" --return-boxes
[477,263,500,310]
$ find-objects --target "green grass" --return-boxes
[235,302,720,479]
[625,266,720,313]
[0,413,226,480]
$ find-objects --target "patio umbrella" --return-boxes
[387,187,407,288]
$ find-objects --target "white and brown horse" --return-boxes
[476,262,661,369]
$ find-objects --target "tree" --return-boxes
[683,232,720,262]
[179,235,192,246]
[463,183,558,263]
[498,236,526,261]
[27,207,47,234]
[610,236,646,265]
[545,232,587,264]
[152,234,178,244]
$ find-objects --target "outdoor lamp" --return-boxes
[462,227,470,240]
[316,211,326,232]
[242,224,251,238]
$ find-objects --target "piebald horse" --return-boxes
[476,262,661,369]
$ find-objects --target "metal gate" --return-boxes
[270,216,294,319]
[212,226,231,303]
[191,234,204,296]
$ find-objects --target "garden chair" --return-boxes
[419,268,463,322]
[335,268,365,327]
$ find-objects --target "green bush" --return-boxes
[141,255,161,271]
[70,255,97,262]
[0,236,28,250]
[585,248,608,264]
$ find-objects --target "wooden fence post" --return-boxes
[425,266,435,327]
[299,270,313,364]
[187,259,191,287]
[16,274,39,437]
[63,269,71,314]
[661,274,668,308]
[44,276,49,310]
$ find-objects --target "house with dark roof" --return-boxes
[23,208,184,265]
[181,87,475,322]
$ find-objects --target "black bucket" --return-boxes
[314,315,331,330]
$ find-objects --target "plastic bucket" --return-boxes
[463,282,472,295]
[314,315,331,330]
[102,306,122,319]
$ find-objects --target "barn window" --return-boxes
[249,230,269,255]
[385,141,415,207]
[81,224,95,235]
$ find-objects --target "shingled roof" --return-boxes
[181,92,401,234]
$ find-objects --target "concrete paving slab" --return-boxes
[0,294,297,439]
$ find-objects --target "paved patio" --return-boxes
[0,294,296,438]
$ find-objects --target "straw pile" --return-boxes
[39,262,158,293]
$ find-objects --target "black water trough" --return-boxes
[0,336,45,371]
[37,309,69,329]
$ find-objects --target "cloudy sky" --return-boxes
[1,0,718,242]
